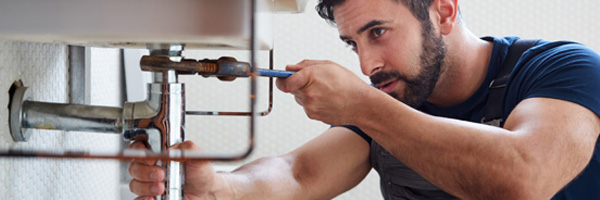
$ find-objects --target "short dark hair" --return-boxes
[316,0,435,25]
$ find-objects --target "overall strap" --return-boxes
[481,39,541,127]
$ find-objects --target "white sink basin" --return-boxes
[0,0,308,50]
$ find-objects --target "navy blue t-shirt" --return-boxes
[342,36,600,199]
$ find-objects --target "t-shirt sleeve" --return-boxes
[505,41,600,118]
[332,125,372,144]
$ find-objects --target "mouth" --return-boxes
[376,79,399,94]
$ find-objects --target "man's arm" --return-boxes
[129,127,371,199]
[218,127,371,199]
[276,60,600,199]
[354,91,600,199]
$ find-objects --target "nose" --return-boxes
[358,46,383,76]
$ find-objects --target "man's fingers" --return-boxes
[275,77,287,92]
[129,141,157,165]
[129,161,165,182]
[276,71,308,93]
[129,179,165,197]
[129,141,147,149]
[294,95,304,106]
[170,141,213,170]
[134,196,155,200]
[170,140,200,151]
[278,60,332,93]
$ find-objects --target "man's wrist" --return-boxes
[348,86,386,126]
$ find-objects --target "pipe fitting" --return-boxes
[9,82,32,142]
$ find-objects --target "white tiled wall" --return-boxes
[0,42,122,199]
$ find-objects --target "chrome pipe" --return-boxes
[120,70,185,200]
[9,68,186,200]
[149,72,185,200]
[146,44,186,200]
[21,101,124,134]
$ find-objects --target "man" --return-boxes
[129,0,600,199]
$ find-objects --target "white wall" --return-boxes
[462,0,600,50]
[0,43,122,199]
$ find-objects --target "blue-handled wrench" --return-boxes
[258,68,295,78]
[140,56,295,79]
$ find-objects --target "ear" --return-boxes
[433,0,458,35]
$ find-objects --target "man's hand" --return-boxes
[276,60,374,125]
[128,141,223,200]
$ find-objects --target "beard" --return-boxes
[370,21,446,108]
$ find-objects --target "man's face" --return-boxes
[334,0,445,108]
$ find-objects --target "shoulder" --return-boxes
[524,40,600,64]
[514,40,600,88]
[505,40,600,118]
[514,40,600,86]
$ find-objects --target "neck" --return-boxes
[426,24,493,107]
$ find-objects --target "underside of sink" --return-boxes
[0,0,307,50]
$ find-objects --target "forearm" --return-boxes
[367,115,527,199]
[352,91,594,199]
[206,128,373,200]
[210,156,306,200]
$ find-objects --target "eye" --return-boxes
[344,40,358,52]
[370,28,387,39]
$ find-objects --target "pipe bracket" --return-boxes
[9,83,31,142]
